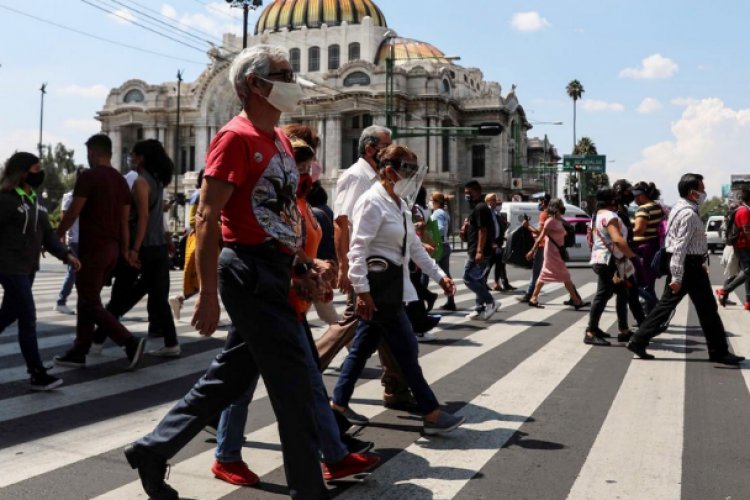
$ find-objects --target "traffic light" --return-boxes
[475,122,504,136]
[574,164,588,172]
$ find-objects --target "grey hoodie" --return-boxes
[0,189,70,274]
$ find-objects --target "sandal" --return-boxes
[528,300,545,308]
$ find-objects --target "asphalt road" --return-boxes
[1,251,748,500]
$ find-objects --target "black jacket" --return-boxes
[0,189,70,274]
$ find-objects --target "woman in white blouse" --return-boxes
[330,145,465,436]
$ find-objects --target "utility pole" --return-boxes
[173,70,183,232]
[38,83,47,159]
[225,0,263,49]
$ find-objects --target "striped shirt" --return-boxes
[632,202,665,242]
[665,199,707,281]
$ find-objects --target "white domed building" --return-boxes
[96,0,559,224]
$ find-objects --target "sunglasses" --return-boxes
[265,69,296,83]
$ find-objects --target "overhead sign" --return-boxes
[562,154,606,173]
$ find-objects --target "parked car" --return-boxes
[705,215,725,253]
[563,216,593,262]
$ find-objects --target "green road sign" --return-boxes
[562,154,606,173]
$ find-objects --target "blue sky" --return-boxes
[2,0,749,203]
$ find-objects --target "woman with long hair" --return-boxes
[94,139,180,357]
[0,152,81,390]
[525,198,588,309]
[586,188,637,345]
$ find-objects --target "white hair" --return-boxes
[228,44,288,102]
[357,125,392,156]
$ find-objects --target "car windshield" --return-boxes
[707,220,722,231]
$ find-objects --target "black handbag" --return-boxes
[366,214,407,319]
[650,207,687,278]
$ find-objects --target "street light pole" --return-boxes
[225,0,263,49]
[173,70,183,232]
[38,83,47,159]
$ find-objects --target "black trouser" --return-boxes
[631,255,730,357]
[135,246,327,499]
[486,247,510,287]
[95,245,177,347]
[588,260,629,332]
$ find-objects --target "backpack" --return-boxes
[562,220,576,248]
[725,206,742,246]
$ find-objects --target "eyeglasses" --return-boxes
[382,159,419,177]
[265,69,296,83]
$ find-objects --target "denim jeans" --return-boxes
[525,249,544,297]
[463,258,494,309]
[57,241,79,306]
[0,273,44,373]
[136,246,326,500]
[332,307,440,416]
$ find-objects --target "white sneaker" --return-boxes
[148,345,181,358]
[416,332,438,342]
[89,342,105,355]
[169,296,184,321]
[465,310,482,320]
[480,301,499,321]
[53,304,75,315]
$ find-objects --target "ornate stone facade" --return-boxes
[96,0,558,225]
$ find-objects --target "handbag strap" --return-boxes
[401,212,407,257]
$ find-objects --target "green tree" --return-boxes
[566,79,585,149]
[699,196,728,222]
[573,136,597,155]
[39,143,83,212]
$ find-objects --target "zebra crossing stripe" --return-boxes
[565,299,690,500]
[93,284,596,500]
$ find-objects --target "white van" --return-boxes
[499,202,591,262]
[705,215,725,253]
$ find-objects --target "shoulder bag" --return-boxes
[366,213,407,320]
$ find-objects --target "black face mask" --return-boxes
[25,170,45,188]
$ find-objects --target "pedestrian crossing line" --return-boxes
[565,300,690,500]
[714,286,750,393]
[336,289,611,500]
[94,283,597,500]
[0,284,566,490]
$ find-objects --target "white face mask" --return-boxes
[692,190,707,205]
[260,78,304,113]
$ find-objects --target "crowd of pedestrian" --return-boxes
[0,44,746,498]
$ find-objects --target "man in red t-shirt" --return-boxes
[124,45,327,500]
[54,134,146,370]
[720,189,750,308]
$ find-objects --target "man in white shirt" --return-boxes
[314,125,414,411]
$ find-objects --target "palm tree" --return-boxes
[566,80,585,151]
[573,136,597,155]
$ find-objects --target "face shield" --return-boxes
[393,163,428,207]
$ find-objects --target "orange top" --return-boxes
[289,199,323,318]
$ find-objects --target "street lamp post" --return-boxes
[173,70,183,232]
[225,0,263,49]
[38,83,47,159]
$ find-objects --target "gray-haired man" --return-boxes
[123,45,328,500]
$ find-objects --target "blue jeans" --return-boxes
[332,308,440,416]
[0,273,44,372]
[463,258,494,309]
[525,249,545,297]
[215,321,347,465]
[724,248,750,302]
[57,241,79,306]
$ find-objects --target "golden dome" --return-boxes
[375,36,450,65]
[255,0,387,34]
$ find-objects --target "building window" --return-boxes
[308,46,320,72]
[362,114,373,127]
[123,89,144,103]
[442,134,450,172]
[472,144,486,178]
[136,127,144,140]
[343,71,371,87]
[351,138,359,165]
[348,42,360,62]
[351,115,360,129]
[328,44,340,70]
[289,48,301,73]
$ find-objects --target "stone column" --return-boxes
[324,116,342,175]
[195,125,209,171]
[110,129,123,172]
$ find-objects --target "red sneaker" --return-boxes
[211,460,259,486]
[322,452,380,480]
[744,301,750,311]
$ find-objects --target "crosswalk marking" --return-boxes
[2,265,749,499]
[566,300,689,500]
